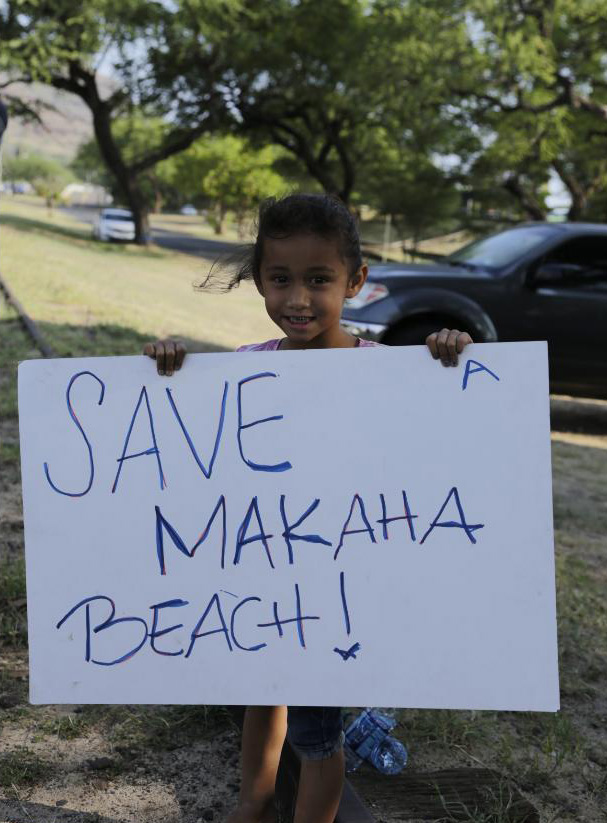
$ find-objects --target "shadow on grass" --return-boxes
[0,212,89,242]
[0,213,166,259]
[1,317,231,420]
[9,318,231,359]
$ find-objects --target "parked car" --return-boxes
[93,208,136,242]
[341,223,607,399]
[8,181,34,194]
[180,204,198,216]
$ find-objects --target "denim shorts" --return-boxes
[287,706,344,760]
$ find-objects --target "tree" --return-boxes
[167,136,290,234]
[144,0,473,206]
[356,127,463,244]
[454,0,607,221]
[0,0,229,243]
[2,0,483,238]
[3,151,74,209]
[72,113,183,213]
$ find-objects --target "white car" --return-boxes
[180,204,197,216]
[93,208,136,242]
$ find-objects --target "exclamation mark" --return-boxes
[340,571,351,636]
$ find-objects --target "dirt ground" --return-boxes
[2,378,606,822]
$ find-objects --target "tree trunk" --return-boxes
[125,178,150,244]
[502,175,547,221]
[332,131,355,204]
[151,174,164,214]
[51,64,151,244]
[213,203,226,235]
[552,160,587,221]
[91,120,150,245]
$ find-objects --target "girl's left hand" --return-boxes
[426,328,473,367]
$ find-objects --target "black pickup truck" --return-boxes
[341,222,607,400]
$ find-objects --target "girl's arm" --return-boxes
[143,339,186,376]
[426,328,473,367]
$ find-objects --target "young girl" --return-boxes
[145,194,472,823]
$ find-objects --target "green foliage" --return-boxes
[4,1,607,240]
[0,748,46,791]
[3,152,74,202]
[145,0,475,207]
[72,113,178,211]
[5,0,607,224]
[357,128,462,240]
[586,187,607,223]
[0,0,162,81]
[74,125,292,220]
[400,708,489,749]
[461,0,607,219]
[435,781,530,823]
[166,135,290,231]
[87,704,233,751]
[39,712,93,740]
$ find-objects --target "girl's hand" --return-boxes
[426,328,473,367]
[143,339,186,376]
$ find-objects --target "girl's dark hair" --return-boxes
[199,193,363,291]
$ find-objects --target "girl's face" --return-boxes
[256,232,368,349]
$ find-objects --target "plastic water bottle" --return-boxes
[344,708,408,774]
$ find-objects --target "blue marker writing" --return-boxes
[233,497,275,569]
[155,497,227,574]
[237,372,292,472]
[149,598,188,656]
[280,495,332,564]
[334,642,361,661]
[339,571,351,636]
[112,386,165,493]
[230,596,267,652]
[334,494,376,560]
[257,584,320,648]
[377,491,418,541]
[56,595,147,666]
[462,359,500,391]
[166,382,228,479]
[185,593,233,658]
[44,371,105,497]
[420,486,484,545]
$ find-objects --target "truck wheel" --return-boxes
[384,320,458,347]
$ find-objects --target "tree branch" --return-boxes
[129,121,212,174]
[0,76,31,89]
[1,93,49,126]
[473,89,567,114]
[552,158,585,202]
[502,174,547,221]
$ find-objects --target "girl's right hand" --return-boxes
[143,339,186,376]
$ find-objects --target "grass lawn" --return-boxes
[0,195,276,357]
[1,197,606,822]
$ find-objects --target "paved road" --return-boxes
[150,224,240,259]
[61,206,241,260]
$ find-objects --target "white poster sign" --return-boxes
[18,343,559,709]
